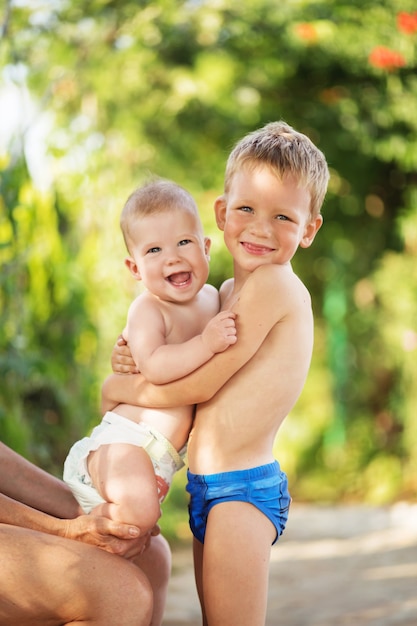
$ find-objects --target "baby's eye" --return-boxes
[147,246,161,254]
[178,239,192,246]
[275,214,289,221]
[239,206,253,213]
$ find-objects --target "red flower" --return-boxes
[397,11,417,34]
[368,46,406,71]
[294,23,318,43]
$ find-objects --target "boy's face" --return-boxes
[215,164,322,276]
[125,208,211,303]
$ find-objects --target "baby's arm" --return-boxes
[126,294,236,384]
[103,264,292,410]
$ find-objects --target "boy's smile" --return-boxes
[215,164,322,278]
[241,241,276,256]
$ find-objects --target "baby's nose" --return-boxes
[165,252,181,264]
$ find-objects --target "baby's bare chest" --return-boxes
[164,305,212,343]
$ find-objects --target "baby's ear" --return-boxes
[214,196,227,231]
[124,256,142,281]
[204,237,212,259]
[300,214,323,249]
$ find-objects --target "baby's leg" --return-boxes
[202,501,276,626]
[88,443,161,531]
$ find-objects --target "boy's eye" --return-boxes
[178,239,192,246]
[147,246,161,254]
[239,206,253,213]
[275,214,289,221]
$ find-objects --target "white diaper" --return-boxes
[63,411,186,513]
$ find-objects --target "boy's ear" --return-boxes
[214,196,227,231]
[124,256,142,281]
[300,214,323,249]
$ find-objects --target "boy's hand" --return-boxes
[202,311,237,355]
[111,334,138,374]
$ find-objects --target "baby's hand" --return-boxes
[202,311,237,354]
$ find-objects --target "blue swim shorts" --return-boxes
[186,461,291,545]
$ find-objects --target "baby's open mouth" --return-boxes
[167,272,191,286]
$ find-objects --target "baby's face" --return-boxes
[127,208,211,303]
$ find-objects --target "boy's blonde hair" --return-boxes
[224,121,330,218]
[120,179,201,253]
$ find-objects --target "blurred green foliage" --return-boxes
[1,0,417,539]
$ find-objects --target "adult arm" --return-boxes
[0,442,149,556]
[103,264,291,410]
[0,442,80,518]
[0,491,145,554]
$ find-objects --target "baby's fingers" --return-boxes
[220,310,236,320]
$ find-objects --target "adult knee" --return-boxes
[113,562,154,626]
[152,534,172,587]
[132,533,172,594]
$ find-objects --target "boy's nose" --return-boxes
[250,218,272,237]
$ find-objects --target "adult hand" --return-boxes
[61,514,150,557]
[111,334,138,374]
[122,525,162,561]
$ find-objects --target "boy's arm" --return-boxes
[127,295,236,384]
[103,264,292,410]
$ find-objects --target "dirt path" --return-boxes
[163,503,417,625]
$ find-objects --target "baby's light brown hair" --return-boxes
[120,179,201,254]
[224,121,330,218]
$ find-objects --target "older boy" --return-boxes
[104,121,329,625]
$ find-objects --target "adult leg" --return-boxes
[0,524,153,626]
[134,533,172,626]
[202,501,276,626]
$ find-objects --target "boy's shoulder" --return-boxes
[243,264,311,309]
[249,263,305,288]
